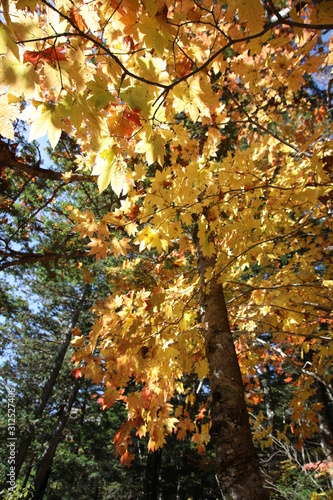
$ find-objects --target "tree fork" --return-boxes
[193,225,267,499]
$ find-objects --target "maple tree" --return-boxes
[0,132,219,499]
[1,0,333,497]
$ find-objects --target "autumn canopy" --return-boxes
[1,0,333,497]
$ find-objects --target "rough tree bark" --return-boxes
[194,226,267,499]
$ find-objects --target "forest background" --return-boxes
[0,0,333,498]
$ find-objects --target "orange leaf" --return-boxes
[109,0,126,16]
[176,55,192,78]
[120,451,134,467]
[70,7,88,32]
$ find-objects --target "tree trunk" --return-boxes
[144,449,162,500]
[33,382,80,499]
[194,227,267,499]
[261,366,276,440]
[22,464,32,489]
[15,284,90,478]
[317,382,333,459]
[317,382,333,488]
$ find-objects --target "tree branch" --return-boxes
[0,150,97,183]
[0,249,91,271]
[40,0,169,90]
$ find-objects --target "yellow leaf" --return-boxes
[71,209,98,238]
[101,386,118,408]
[71,335,85,347]
[165,417,179,434]
[0,95,19,140]
[110,157,130,197]
[20,104,62,148]
[228,0,265,33]
[93,149,129,195]
[125,222,138,237]
[120,82,153,119]
[200,423,211,445]
[136,134,165,165]
[92,147,115,193]
[111,237,131,259]
[0,52,39,98]
[0,22,19,59]
[87,72,115,110]
[62,172,73,183]
[138,16,168,57]
[312,1,333,24]
[196,359,209,379]
[289,7,304,39]
[247,31,270,55]
[136,425,147,438]
[87,238,109,260]
[148,423,166,451]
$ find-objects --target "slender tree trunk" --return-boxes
[35,457,53,500]
[261,366,276,440]
[317,382,333,459]
[15,284,90,478]
[144,449,162,500]
[316,382,333,488]
[194,227,267,499]
[33,382,80,499]
[94,478,99,500]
